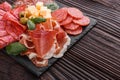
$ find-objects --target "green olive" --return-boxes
[20,17,28,24]
[19,11,25,18]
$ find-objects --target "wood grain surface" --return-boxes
[0,0,120,80]
[93,0,120,11]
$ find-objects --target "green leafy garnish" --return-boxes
[27,20,35,30]
[45,2,59,12]
[31,17,46,24]
[6,42,27,56]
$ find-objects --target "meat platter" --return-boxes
[0,0,97,76]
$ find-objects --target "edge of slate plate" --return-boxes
[2,17,97,77]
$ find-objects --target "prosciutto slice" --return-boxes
[29,30,57,59]
[53,27,71,58]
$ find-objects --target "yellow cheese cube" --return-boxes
[36,2,44,10]
[27,6,38,15]
[44,13,52,18]
[40,6,48,16]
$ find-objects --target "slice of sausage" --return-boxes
[67,7,83,19]
[52,8,68,22]
[64,26,82,35]
[0,30,8,37]
[60,15,73,26]
[63,22,80,30]
[73,16,90,26]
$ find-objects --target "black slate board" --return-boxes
[1,1,97,77]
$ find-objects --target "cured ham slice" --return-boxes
[0,2,12,11]
[19,34,35,49]
[53,27,71,58]
[29,30,57,59]
[42,19,53,30]
[32,58,48,67]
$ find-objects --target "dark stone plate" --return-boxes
[1,1,97,77]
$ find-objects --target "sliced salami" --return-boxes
[65,26,82,35]
[0,9,6,16]
[67,7,83,19]
[73,16,90,26]
[60,15,73,26]
[52,7,68,22]
[0,2,12,11]
[0,30,8,37]
[0,21,5,30]
[63,22,80,30]
[0,40,7,49]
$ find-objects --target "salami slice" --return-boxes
[11,5,26,19]
[0,35,15,44]
[52,8,68,22]
[65,26,82,35]
[0,9,6,16]
[0,40,7,49]
[6,22,18,40]
[67,7,83,19]
[0,16,3,20]
[0,2,12,11]
[63,22,80,30]
[0,21,5,30]
[60,15,73,26]
[2,12,18,21]
[0,30,8,36]
[73,16,90,26]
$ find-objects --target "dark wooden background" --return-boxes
[0,0,120,80]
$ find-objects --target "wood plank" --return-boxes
[92,0,120,11]
[0,0,120,80]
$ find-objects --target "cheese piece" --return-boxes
[36,2,44,10]
[40,6,48,16]
[43,9,52,18]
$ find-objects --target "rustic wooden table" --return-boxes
[0,0,120,80]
